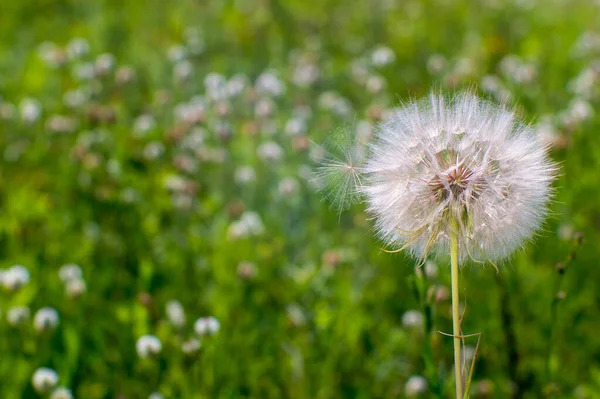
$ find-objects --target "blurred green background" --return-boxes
[0,0,599,398]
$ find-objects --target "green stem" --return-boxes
[450,222,463,399]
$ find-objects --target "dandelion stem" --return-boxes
[450,220,463,399]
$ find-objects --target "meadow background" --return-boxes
[0,0,599,398]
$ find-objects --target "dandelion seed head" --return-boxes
[136,335,162,358]
[7,306,30,326]
[404,375,428,397]
[360,92,556,263]
[50,387,73,399]
[33,307,60,332]
[194,316,220,336]
[32,368,59,394]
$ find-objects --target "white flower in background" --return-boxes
[401,310,424,329]
[168,45,187,63]
[58,264,82,283]
[50,387,73,399]
[228,211,265,240]
[7,306,30,326]
[149,393,166,399]
[371,45,396,67]
[404,375,428,397]
[33,307,60,332]
[182,338,201,354]
[257,141,283,162]
[65,278,87,298]
[226,74,248,97]
[133,114,156,137]
[166,300,186,328]
[66,37,90,60]
[284,118,307,136]
[95,53,116,76]
[72,62,95,81]
[255,70,285,97]
[234,166,256,185]
[278,177,300,199]
[174,60,193,81]
[143,141,165,160]
[424,260,438,279]
[19,98,42,124]
[194,316,220,336]
[32,368,59,394]
[427,54,447,75]
[136,335,162,358]
[319,93,555,263]
[2,264,30,291]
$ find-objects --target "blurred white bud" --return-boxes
[424,260,438,279]
[32,368,59,394]
[371,45,396,67]
[19,98,42,124]
[133,114,156,137]
[58,264,82,283]
[66,278,87,298]
[168,45,187,63]
[33,307,60,332]
[278,177,300,199]
[401,310,424,329]
[255,71,285,97]
[166,300,186,328]
[143,142,165,160]
[234,166,256,185]
[2,264,30,291]
[257,141,283,162]
[136,335,162,358]
[66,38,90,60]
[182,338,201,355]
[194,316,220,336]
[95,53,116,76]
[404,375,428,397]
[174,60,193,82]
[7,306,30,326]
[427,54,447,74]
[50,387,74,399]
[149,393,166,399]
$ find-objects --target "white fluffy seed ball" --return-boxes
[50,387,73,399]
[194,316,220,336]
[33,307,60,332]
[136,335,162,358]
[361,92,556,263]
[32,367,59,394]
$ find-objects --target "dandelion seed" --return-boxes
[32,368,59,394]
[315,127,366,213]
